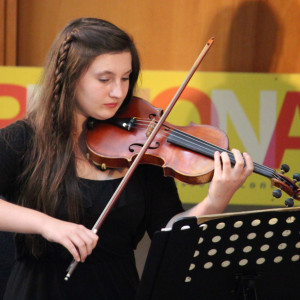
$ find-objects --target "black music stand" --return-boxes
[136,207,300,300]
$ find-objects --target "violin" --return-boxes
[86,96,300,204]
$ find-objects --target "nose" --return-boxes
[109,80,125,99]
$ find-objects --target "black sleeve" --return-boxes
[0,121,30,199]
[142,165,184,238]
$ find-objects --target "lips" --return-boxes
[103,103,118,108]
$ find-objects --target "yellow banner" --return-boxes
[0,67,41,128]
[0,67,299,207]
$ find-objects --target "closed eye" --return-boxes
[98,78,109,83]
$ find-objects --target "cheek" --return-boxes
[75,87,93,113]
[123,82,130,95]
[76,83,101,105]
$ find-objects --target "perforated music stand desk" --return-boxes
[136,207,300,300]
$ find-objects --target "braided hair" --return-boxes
[19,18,140,255]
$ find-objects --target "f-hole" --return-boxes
[129,142,160,152]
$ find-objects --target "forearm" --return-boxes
[0,197,99,262]
[0,197,49,235]
[165,194,226,228]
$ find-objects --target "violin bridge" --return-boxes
[146,119,156,137]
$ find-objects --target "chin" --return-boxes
[93,113,116,121]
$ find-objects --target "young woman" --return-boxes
[0,18,253,299]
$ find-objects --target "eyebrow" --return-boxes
[95,69,132,76]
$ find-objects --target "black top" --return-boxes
[0,121,184,300]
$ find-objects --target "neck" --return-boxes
[167,128,275,179]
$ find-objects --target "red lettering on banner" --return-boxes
[151,87,218,125]
[264,92,300,169]
[0,84,27,128]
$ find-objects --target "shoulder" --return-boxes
[0,119,32,135]
[0,121,33,196]
[0,120,33,153]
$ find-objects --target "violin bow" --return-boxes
[64,37,215,280]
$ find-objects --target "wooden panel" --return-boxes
[0,0,5,65]
[5,0,17,65]
[16,0,300,73]
[0,0,17,65]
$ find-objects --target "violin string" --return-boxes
[132,119,282,181]
[133,118,274,175]
[172,129,279,179]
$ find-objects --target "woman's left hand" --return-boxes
[165,149,253,228]
[206,148,254,212]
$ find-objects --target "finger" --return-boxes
[72,234,89,262]
[220,151,231,175]
[86,230,99,251]
[231,148,244,164]
[61,239,81,262]
[243,152,254,174]
[231,149,245,173]
[76,227,98,256]
[213,151,222,176]
[70,227,98,262]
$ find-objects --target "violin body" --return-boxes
[86,97,229,185]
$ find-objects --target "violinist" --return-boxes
[0,18,253,299]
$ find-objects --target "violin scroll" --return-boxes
[271,164,300,207]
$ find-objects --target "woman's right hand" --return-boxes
[0,198,98,262]
[40,217,99,262]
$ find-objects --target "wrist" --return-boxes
[203,193,229,214]
[36,212,55,237]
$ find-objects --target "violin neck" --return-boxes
[167,129,275,179]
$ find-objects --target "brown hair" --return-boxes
[19,18,140,255]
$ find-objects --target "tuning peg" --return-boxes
[285,198,294,207]
[272,189,282,198]
[280,164,290,174]
[293,173,300,183]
